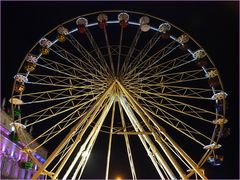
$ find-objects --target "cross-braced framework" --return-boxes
[9,10,228,179]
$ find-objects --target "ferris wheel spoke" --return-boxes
[130,92,213,146]
[35,106,94,158]
[150,106,213,145]
[157,85,218,100]
[15,90,101,105]
[158,94,217,118]
[66,34,109,77]
[27,98,101,163]
[31,110,86,151]
[127,84,216,100]
[117,27,123,75]
[16,94,85,105]
[124,69,207,87]
[152,54,193,75]
[35,62,103,85]
[85,28,112,76]
[128,88,214,124]
[139,58,198,84]
[103,27,115,74]
[50,43,104,76]
[38,56,104,82]
[50,45,92,72]
[124,40,179,79]
[14,85,99,99]
[157,69,208,86]
[126,52,193,84]
[19,92,102,126]
[125,31,161,73]
[26,73,105,89]
[27,81,103,91]
[40,52,104,83]
[31,95,97,152]
[137,53,192,79]
[121,28,142,74]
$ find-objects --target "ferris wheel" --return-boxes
[9,10,229,179]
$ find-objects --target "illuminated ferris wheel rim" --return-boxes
[12,9,227,149]
[9,10,229,179]
[15,10,223,84]
[12,10,227,121]
[11,9,227,147]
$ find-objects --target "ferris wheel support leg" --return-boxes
[31,82,116,180]
[118,100,137,180]
[62,97,114,179]
[53,99,109,179]
[117,80,187,180]
[105,100,116,180]
[117,80,207,180]
[71,97,115,179]
[119,95,175,180]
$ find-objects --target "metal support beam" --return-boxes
[71,97,114,179]
[52,96,107,179]
[119,95,175,180]
[116,132,153,135]
[117,80,187,179]
[117,80,207,180]
[31,81,115,179]
[118,100,137,180]
[105,99,116,180]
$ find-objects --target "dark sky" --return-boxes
[1,1,239,179]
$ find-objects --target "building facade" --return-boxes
[1,109,48,179]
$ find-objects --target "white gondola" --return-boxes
[14,74,28,83]
[192,49,206,59]
[97,13,108,22]
[9,98,23,105]
[39,38,52,47]
[212,118,228,125]
[25,54,38,63]
[159,22,171,33]
[211,91,228,100]
[208,69,218,78]
[57,26,69,35]
[76,17,88,26]
[10,122,26,129]
[177,34,189,44]
[139,16,150,32]
[203,143,221,150]
[118,12,129,22]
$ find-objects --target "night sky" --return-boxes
[1,1,239,179]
